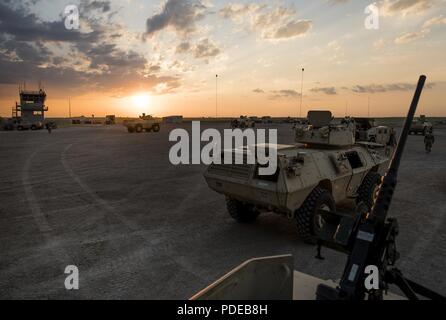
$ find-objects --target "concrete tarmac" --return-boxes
[0,123,445,299]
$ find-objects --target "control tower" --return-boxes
[12,84,48,123]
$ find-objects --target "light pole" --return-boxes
[215,74,218,119]
[299,68,304,119]
[367,96,370,118]
[68,97,72,119]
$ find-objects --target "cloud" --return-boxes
[394,29,428,43]
[394,14,445,44]
[175,38,221,61]
[0,2,100,43]
[269,89,300,99]
[326,0,349,4]
[253,88,264,93]
[193,38,220,59]
[380,0,436,16]
[82,1,112,13]
[0,2,180,96]
[144,0,207,37]
[310,87,337,95]
[423,14,446,28]
[220,3,312,40]
[351,82,435,93]
[273,20,312,39]
[176,42,191,54]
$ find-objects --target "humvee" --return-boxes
[409,115,432,135]
[204,111,391,242]
[124,113,161,133]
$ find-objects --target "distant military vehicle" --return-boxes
[231,116,255,129]
[105,115,116,125]
[124,113,161,133]
[409,115,432,135]
[204,110,391,242]
[354,117,393,145]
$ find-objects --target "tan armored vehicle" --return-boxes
[124,113,161,133]
[409,115,433,135]
[204,110,391,242]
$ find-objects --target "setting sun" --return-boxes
[131,94,151,108]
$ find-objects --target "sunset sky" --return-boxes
[0,0,445,118]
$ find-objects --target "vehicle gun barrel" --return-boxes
[368,75,426,225]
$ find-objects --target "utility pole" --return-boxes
[215,74,219,119]
[367,96,370,118]
[345,100,348,117]
[299,68,304,119]
[68,97,72,119]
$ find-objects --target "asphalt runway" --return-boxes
[0,123,445,299]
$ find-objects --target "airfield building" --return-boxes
[13,86,48,123]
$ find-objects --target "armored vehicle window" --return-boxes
[254,164,280,182]
[345,151,363,169]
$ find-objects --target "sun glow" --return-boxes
[131,94,151,108]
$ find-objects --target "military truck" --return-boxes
[409,115,432,135]
[105,115,116,125]
[204,110,391,242]
[124,113,161,133]
[231,116,255,129]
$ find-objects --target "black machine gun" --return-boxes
[315,75,445,300]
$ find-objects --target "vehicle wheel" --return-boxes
[356,172,382,209]
[295,187,335,243]
[17,126,24,131]
[127,127,135,133]
[31,125,37,130]
[369,137,376,143]
[135,125,143,133]
[226,197,259,223]
[152,124,160,132]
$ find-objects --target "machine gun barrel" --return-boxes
[368,75,426,225]
[329,76,427,300]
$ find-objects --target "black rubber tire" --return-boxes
[226,197,259,223]
[127,127,135,133]
[295,187,335,243]
[17,126,24,131]
[135,125,143,133]
[152,124,160,132]
[356,172,382,209]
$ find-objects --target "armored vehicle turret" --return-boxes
[204,110,391,242]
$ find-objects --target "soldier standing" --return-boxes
[424,129,434,153]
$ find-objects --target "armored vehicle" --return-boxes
[409,114,432,135]
[231,116,255,129]
[196,76,444,301]
[204,110,391,242]
[124,113,161,133]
